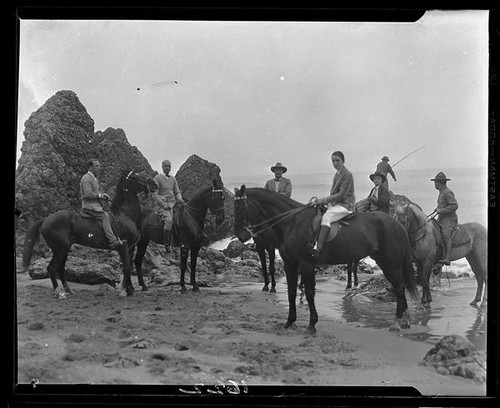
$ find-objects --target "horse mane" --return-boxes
[408,203,428,225]
[246,188,305,209]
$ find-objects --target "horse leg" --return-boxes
[190,244,201,292]
[298,273,304,305]
[283,260,298,329]
[466,252,486,306]
[375,256,410,330]
[268,249,277,293]
[58,251,73,295]
[117,245,134,296]
[134,239,149,291]
[346,263,352,290]
[256,242,269,291]
[47,250,68,296]
[353,261,359,287]
[179,245,189,293]
[419,260,434,308]
[300,260,318,334]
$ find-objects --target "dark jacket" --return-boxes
[368,183,390,213]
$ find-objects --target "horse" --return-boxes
[132,179,225,293]
[394,203,487,307]
[22,170,158,297]
[233,186,420,334]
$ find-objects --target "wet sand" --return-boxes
[16,270,486,397]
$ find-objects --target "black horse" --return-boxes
[233,186,419,334]
[22,170,158,297]
[133,179,225,292]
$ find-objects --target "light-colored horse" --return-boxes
[394,204,487,307]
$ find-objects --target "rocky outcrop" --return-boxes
[175,154,233,243]
[422,334,486,384]
[16,90,155,224]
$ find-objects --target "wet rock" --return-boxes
[348,274,396,302]
[224,240,247,258]
[422,334,486,384]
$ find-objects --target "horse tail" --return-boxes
[402,248,420,304]
[22,219,44,270]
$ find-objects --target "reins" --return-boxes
[235,194,310,237]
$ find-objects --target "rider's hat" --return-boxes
[369,171,387,183]
[430,172,451,182]
[271,162,287,173]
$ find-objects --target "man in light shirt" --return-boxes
[80,158,124,249]
[264,162,292,198]
[152,159,186,252]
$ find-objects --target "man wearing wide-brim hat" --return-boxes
[431,171,458,265]
[365,171,390,213]
[264,162,292,198]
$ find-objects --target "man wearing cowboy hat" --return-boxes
[365,171,390,213]
[376,156,397,190]
[152,159,186,252]
[431,172,458,265]
[264,162,292,198]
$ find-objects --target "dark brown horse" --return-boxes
[133,179,225,293]
[233,186,419,334]
[22,170,158,297]
[394,203,487,307]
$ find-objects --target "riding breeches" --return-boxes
[438,215,458,245]
[321,204,352,226]
[81,209,119,244]
[157,208,174,231]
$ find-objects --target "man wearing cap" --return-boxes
[376,156,397,189]
[80,158,125,249]
[431,172,458,265]
[365,171,390,213]
[264,162,292,198]
[152,160,186,252]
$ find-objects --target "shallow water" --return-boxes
[213,273,487,351]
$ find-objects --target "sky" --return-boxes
[17,10,489,178]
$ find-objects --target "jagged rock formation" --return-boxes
[16,90,154,223]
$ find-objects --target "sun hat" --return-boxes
[270,162,287,173]
[369,171,387,183]
[430,172,451,182]
[381,156,389,161]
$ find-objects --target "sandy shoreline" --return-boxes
[15,270,486,398]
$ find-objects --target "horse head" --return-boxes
[122,170,158,195]
[209,179,226,225]
[233,185,254,242]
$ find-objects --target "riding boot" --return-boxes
[163,229,172,253]
[438,241,452,265]
[102,212,124,249]
[310,225,330,259]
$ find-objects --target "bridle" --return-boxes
[234,193,309,238]
[124,171,156,194]
[398,204,434,245]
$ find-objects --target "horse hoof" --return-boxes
[305,326,317,335]
[192,285,200,293]
[141,286,149,292]
[270,287,276,293]
[469,299,480,306]
[283,322,296,330]
[262,286,269,292]
[180,286,187,294]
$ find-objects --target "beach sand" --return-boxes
[16,271,486,398]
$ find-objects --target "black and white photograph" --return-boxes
[14,8,494,402]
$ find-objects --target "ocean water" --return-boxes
[223,166,488,226]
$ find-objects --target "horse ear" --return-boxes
[234,187,239,195]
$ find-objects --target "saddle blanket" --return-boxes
[431,220,471,248]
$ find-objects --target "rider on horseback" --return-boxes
[310,151,355,258]
[431,172,458,266]
[80,158,125,250]
[152,159,186,253]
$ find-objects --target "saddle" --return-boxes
[430,219,471,248]
[312,206,354,243]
